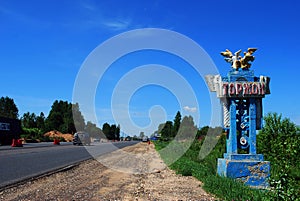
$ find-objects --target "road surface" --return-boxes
[0,141,138,189]
[0,142,216,200]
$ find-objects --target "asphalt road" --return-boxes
[0,141,138,189]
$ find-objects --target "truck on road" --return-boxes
[73,132,91,146]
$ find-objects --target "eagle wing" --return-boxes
[220,49,233,58]
[234,49,242,57]
[247,48,257,54]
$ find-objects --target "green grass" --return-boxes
[154,136,271,201]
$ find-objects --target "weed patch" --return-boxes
[154,135,269,200]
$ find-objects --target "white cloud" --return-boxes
[77,1,132,31]
[183,106,197,113]
[102,19,131,31]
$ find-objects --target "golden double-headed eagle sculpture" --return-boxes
[220,48,257,70]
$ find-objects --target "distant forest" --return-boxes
[0,96,120,141]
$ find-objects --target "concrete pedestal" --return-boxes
[217,154,270,188]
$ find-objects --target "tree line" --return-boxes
[0,96,213,143]
[0,96,119,141]
[155,111,215,141]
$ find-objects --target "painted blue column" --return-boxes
[249,98,257,154]
[228,99,237,154]
[207,49,271,188]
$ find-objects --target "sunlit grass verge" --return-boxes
[154,135,270,201]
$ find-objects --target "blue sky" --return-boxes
[1,0,300,135]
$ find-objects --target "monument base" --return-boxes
[217,155,270,188]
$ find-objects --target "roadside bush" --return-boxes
[21,127,44,142]
[257,113,300,200]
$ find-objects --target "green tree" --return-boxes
[197,126,210,139]
[110,124,116,140]
[177,115,197,141]
[72,103,85,132]
[0,96,19,119]
[160,121,173,141]
[45,111,63,132]
[85,121,103,138]
[45,100,63,131]
[45,100,85,133]
[173,111,181,136]
[110,124,119,140]
[21,112,46,139]
[116,124,120,141]
[36,112,45,132]
[258,113,299,168]
[102,123,111,139]
[132,135,139,141]
[62,102,76,133]
[21,112,37,128]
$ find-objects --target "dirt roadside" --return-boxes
[0,143,216,201]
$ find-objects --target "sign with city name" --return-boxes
[205,75,270,98]
[220,82,265,97]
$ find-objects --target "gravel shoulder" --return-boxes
[0,142,216,200]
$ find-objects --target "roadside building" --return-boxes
[0,117,21,145]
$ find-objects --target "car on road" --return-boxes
[142,136,149,142]
[73,132,91,146]
[93,138,100,142]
